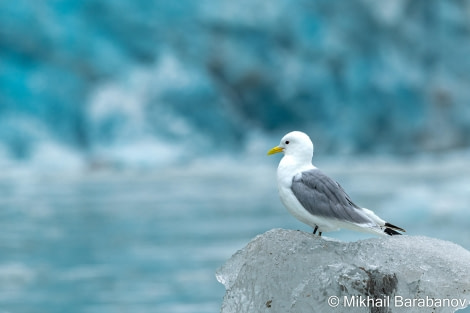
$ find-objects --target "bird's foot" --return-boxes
[313,225,318,235]
[312,226,322,236]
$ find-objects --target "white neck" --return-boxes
[277,155,315,188]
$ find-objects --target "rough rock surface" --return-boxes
[217,229,470,313]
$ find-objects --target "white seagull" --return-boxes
[268,131,405,236]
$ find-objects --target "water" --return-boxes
[0,153,469,313]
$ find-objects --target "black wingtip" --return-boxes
[384,222,406,233]
[384,227,402,236]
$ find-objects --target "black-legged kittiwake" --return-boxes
[267,131,405,236]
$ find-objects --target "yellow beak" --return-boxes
[267,146,284,155]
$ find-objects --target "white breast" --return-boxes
[276,156,339,232]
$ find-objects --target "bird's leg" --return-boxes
[319,232,322,236]
[313,225,318,235]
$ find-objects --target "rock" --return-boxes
[216,229,470,313]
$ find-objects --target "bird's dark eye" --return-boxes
[285,141,290,144]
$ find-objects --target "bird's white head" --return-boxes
[267,131,314,163]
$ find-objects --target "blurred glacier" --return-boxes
[2,0,470,168]
[217,229,470,313]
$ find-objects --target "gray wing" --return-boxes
[291,169,371,224]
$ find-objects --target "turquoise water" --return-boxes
[0,154,469,313]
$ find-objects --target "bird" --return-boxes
[267,131,405,236]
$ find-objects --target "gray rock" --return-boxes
[217,229,470,313]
